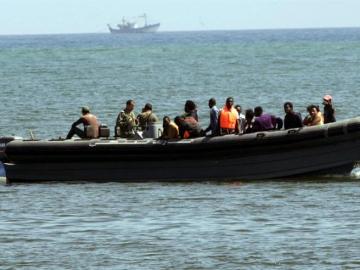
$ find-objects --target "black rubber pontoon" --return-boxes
[3,118,360,183]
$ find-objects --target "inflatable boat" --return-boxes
[1,117,360,183]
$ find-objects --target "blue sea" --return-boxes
[1,29,360,269]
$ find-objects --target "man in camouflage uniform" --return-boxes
[115,100,137,138]
[137,103,159,130]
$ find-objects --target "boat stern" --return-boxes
[0,136,18,163]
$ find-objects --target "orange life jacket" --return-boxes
[183,130,190,139]
[220,106,238,129]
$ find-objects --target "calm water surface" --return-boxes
[1,179,360,269]
[1,29,360,269]
[0,29,360,138]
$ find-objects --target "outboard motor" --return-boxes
[0,136,21,163]
[1,136,21,177]
[0,162,4,177]
[142,123,163,139]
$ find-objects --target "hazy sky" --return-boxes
[0,0,359,35]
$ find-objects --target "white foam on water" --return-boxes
[0,177,6,184]
[350,167,360,179]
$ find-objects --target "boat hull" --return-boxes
[4,141,358,182]
[3,118,360,183]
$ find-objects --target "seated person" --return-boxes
[137,103,159,130]
[303,104,324,126]
[275,117,284,130]
[66,106,99,139]
[160,116,179,139]
[183,100,199,121]
[322,95,336,124]
[253,106,277,132]
[115,100,137,138]
[243,109,255,134]
[174,116,202,139]
[283,102,303,129]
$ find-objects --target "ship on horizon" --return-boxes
[107,14,160,34]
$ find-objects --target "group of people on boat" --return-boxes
[66,94,336,140]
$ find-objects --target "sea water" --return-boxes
[1,29,360,138]
[1,29,360,269]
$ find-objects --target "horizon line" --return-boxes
[1,25,360,37]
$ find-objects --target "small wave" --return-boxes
[350,167,360,179]
[0,177,6,184]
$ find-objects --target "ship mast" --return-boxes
[142,13,148,26]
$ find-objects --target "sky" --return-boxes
[0,0,360,35]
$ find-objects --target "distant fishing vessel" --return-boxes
[107,14,160,34]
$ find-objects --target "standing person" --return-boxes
[303,104,324,126]
[235,104,246,134]
[204,98,219,136]
[160,116,179,139]
[66,106,100,139]
[283,102,303,129]
[137,103,159,130]
[115,99,137,138]
[323,95,336,124]
[219,97,239,135]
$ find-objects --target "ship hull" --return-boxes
[108,23,160,34]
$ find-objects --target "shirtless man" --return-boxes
[66,106,99,139]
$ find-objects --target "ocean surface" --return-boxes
[1,28,360,269]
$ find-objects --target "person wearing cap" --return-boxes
[219,97,239,135]
[115,99,137,138]
[323,95,336,124]
[66,106,100,139]
[137,103,159,131]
